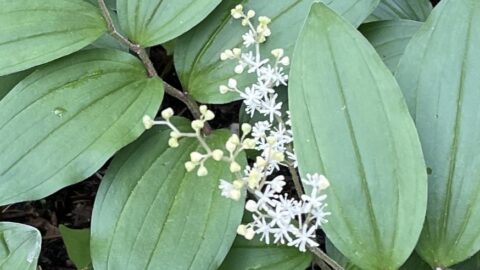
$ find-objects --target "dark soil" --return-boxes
[0,1,441,269]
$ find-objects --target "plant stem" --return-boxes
[97,0,210,132]
[287,162,304,196]
[309,245,344,270]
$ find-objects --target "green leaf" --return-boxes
[359,20,422,73]
[0,222,41,270]
[219,236,311,270]
[59,225,91,270]
[395,0,480,267]
[289,3,427,270]
[326,239,431,270]
[0,69,34,100]
[0,0,106,76]
[174,0,379,104]
[90,123,245,270]
[0,49,164,206]
[117,0,222,47]
[369,0,433,21]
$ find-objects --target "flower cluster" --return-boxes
[142,4,330,253]
[218,4,330,252]
[237,174,330,252]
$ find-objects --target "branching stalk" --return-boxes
[97,0,210,132]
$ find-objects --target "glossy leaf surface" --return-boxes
[117,0,222,47]
[289,3,427,269]
[0,49,164,205]
[0,0,106,76]
[360,20,422,73]
[91,123,245,270]
[396,0,480,266]
[0,222,41,270]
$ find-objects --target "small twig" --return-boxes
[287,162,304,197]
[163,82,212,134]
[97,0,211,133]
[309,245,344,270]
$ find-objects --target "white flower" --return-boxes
[252,121,271,139]
[267,175,286,193]
[253,215,273,244]
[286,151,298,168]
[241,86,262,117]
[219,180,236,199]
[288,224,319,252]
[259,94,282,122]
[242,30,256,47]
[255,184,276,210]
[303,173,330,190]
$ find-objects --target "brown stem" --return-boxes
[287,162,304,197]
[309,245,344,270]
[97,0,211,132]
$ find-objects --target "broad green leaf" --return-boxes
[60,225,91,270]
[91,123,245,270]
[0,222,41,270]
[219,236,311,270]
[395,0,480,267]
[0,49,164,206]
[369,0,433,21]
[117,0,222,47]
[326,239,431,270]
[289,3,427,270]
[0,0,106,76]
[0,70,34,100]
[174,0,379,104]
[359,20,422,73]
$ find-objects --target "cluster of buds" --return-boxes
[230,4,271,44]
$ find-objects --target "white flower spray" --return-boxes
[143,4,330,252]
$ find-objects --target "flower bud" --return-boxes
[228,78,237,89]
[232,48,241,57]
[233,179,245,189]
[245,200,258,212]
[197,165,208,177]
[161,108,174,120]
[212,149,224,161]
[219,85,230,94]
[258,16,271,25]
[230,189,242,201]
[244,227,255,240]
[199,105,208,114]
[271,48,284,58]
[191,120,204,131]
[231,4,243,19]
[242,138,256,149]
[279,56,290,66]
[204,110,215,121]
[168,138,179,148]
[229,134,240,145]
[256,157,267,167]
[247,10,255,18]
[237,224,247,236]
[272,151,285,162]
[230,161,241,173]
[142,115,155,129]
[318,175,331,190]
[241,123,252,134]
[185,161,196,172]
[234,64,244,74]
[190,152,203,163]
[226,141,236,153]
